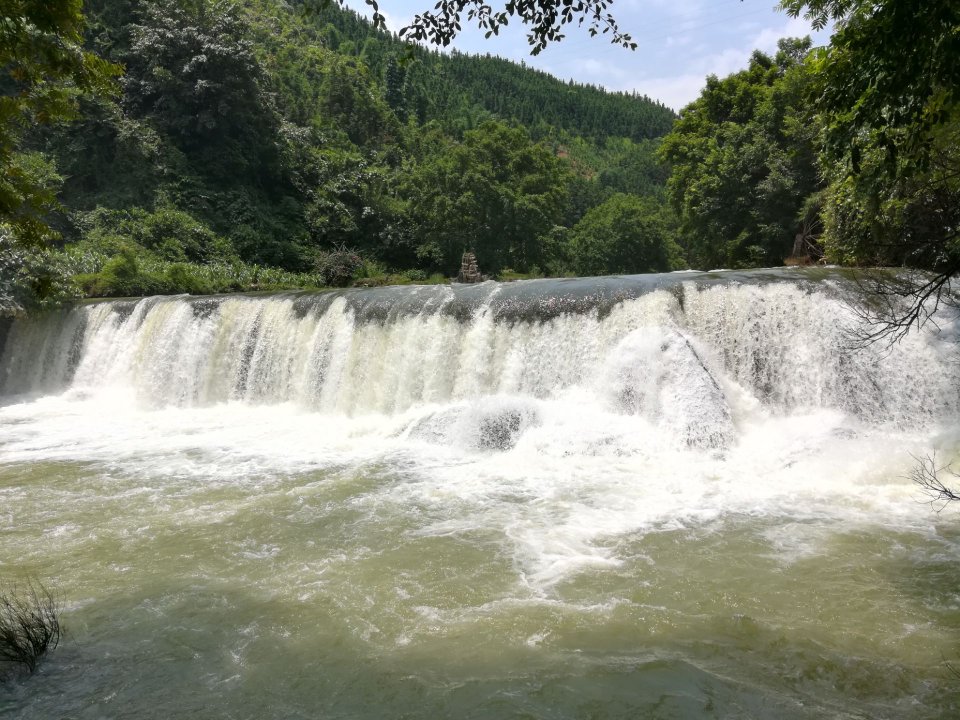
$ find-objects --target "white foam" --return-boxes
[1,279,958,589]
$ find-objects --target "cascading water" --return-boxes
[4,269,957,426]
[1,268,959,719]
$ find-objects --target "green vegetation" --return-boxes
[0,579,62,675]
[568,193,682,276]
[786,0,960,278]
[2,0,681,309]
[0,0,119,248]
[0,0,957,312]
[404,121,570,273]
[660,38,821,269]
[657,0,958,296]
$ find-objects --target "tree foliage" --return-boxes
[124,1,290,188]
[781,0,960,329]
[0,0,118,246]
[660,38,821,269]
[406,120,570,273]
[782,0,959,176]
[302,0,636,56]
[568,193,681,276]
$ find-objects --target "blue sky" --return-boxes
[345,0,833,111]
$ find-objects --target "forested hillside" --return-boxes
[2,0,956,314]
[283,3,674,142]
[1,0,679,308]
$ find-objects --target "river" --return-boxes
[1,269,959,718]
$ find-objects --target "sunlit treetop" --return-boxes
[778,0,858,29]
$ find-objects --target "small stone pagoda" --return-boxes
[456,251,482,283]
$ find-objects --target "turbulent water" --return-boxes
[1,268,959,718]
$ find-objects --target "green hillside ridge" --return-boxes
[4,0,955,313]
[274,1,675,142]
[2,0,680,307]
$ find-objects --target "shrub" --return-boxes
[75,248,164,297]
[400,268,427,282]
[0,230,80,312]
[0,580,62,675]
[316,248,363,287]
[568,193,682,276]
[163,263,215,295]
[355,258,387,280]
[76,206,236,265]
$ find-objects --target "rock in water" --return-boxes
[407,396,541,451]
[605,327,735,450]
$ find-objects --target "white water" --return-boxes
[4,276,957,421]
[2,273,959,589]
[3,271,960,718]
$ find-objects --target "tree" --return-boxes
[405,120,569,273]
[568,193,681,276]
[782,0,960,340]
[316,55,400,147]
[659,38,822,269]
[0,0,118,246]
[781,0,958,178]
[384,56,408,120]
[819,118,960,274]
[124,1,285,183]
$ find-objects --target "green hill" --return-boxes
[18,0,679,301]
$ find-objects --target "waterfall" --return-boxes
[3,269,959,720]
[1,269,958,452]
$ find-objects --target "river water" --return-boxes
[1,269,959,718]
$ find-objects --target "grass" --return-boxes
[0,579,62,675]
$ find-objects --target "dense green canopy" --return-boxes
[660,38,821,269]
[0,0,118,246]
[1,0,957,312]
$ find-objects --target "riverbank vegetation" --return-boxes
[1,0,957,312]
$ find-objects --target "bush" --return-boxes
[400,268,427,282]
[75,248,164,297]
[163,263,215,295]
[0,230,80,312]
[0,580,62,675]
[69,254,325,297]
[316,248,363,287]
[75,206,236,265]
[135,207,235,263]
[568,193,682,276]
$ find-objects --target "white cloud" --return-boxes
[665,35,694,48]
[638,15,826,109]
[581,58,631,82]
[631,73,707,111]
[753,16,816,52]
[378,9,401,33]
[341,0,410,35]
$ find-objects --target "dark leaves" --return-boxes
[391,0,637,54]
